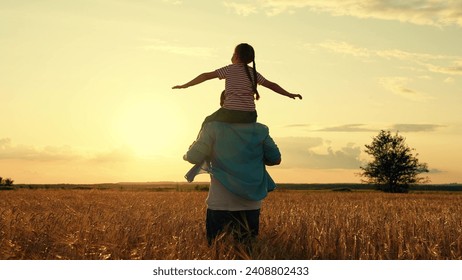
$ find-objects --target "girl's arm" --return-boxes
[261,79,302,99]
[172,71,219,89]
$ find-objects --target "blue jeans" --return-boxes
[206,208,260,245]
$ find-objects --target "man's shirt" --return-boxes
[185,122,281,202]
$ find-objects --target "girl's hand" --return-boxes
[290,93,303,100]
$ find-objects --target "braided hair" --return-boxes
[235,43,260,100]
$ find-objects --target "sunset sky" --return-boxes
[1,0,461,184]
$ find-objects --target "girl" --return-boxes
[173,43,302,128]
[173,43,302,182]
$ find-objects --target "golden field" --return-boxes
[1,189,461,260]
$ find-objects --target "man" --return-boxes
[184,121,281,244]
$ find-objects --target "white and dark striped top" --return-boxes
[216,64,266,111]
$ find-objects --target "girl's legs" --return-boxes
[198,108,257,139]
[201,108,257,129]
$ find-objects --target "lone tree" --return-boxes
[360,130,429,193]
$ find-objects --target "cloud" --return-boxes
[275,137,362,169]
[162,0,183,5]
[429,168,444,174]
[0,138,80,161]
[0,138,10,147]
[317,124,376,132]
[391,124,445,132]
[141,40,216,58]
[283,123,376,132]
[283,123,445,134]
[318,41,372,58]
[286,124,310,128]
[0,138,135,163]
[90,146,136,163]
[230,0,462,27]
[423,62,462,75]
[317,40,462,76]
[444,77,455,83]
[273,123,444,170]
[312,40,461,100]
[283,123,312,129]
[378,77,434,101]
[224,1,258,16]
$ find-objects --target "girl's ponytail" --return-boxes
[252,60,260,100]
[236,43,260,100]
[243,63,259,100]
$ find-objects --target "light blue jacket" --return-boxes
[185,122,281,201]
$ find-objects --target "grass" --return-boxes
[1,189,461,259]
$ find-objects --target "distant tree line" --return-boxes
[0,177,14,186]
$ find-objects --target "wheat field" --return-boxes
[1,189,461,260]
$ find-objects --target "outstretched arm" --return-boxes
[172,71,219,89]
[261,79,302,100]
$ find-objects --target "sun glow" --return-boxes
[3,1,462,184]
[114,97,185,157]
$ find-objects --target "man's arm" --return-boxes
[183,124,214,164]
[263,132,281,166]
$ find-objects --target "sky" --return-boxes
[1,0,462,184]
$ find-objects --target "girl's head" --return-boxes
[233,43,255,64]
[233,43,260,100]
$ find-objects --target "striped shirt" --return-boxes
[216,64,266,111]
